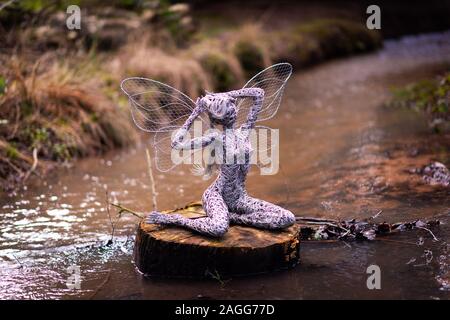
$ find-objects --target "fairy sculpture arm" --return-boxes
[171,100,219,150]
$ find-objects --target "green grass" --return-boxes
[390,72,450,131]
[5,144,19,160]
[0,76,5,96]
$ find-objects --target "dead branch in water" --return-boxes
[297,215,441,242]
[109,202,144,219]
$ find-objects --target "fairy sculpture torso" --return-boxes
[121,63,295,237]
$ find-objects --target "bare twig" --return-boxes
[145,148,158,212]
[415,226,439,241]
[109,202,144,219]
[296,216,339,223]
[23,147,38,181]
[88,269,111,300]
[338,229,351,239]
[105,190,116,243]
[369,210,383,220]
[3,157,23,175]
[105,190,143,244]
[11,254,24,269]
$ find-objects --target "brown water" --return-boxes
[1,32,450,300]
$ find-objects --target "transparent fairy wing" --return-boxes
[121,77,199,132]
[236,63,292,128]
[254,125,280,174]
[153,122,214,172]
[121,77,211,172]
[250,125,280,174]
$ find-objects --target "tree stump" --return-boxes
[134,202,301,278]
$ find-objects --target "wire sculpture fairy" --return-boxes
[121,63,295,237]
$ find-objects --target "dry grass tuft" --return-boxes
[228,24,271,78]
[111,41,211,98]
[0,55,136,189]
[188,39,244,91]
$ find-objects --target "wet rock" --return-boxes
[421,162,450,187]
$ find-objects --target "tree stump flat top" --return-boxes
[140,202,300,249]
[134,202,301,277]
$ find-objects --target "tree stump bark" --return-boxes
[134,202,301,278]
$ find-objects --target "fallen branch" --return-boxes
[415,226,439,241]
[298,217,441,242]
[109,203,144,219]
[369,210,383,220]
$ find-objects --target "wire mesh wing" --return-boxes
[121,77,212,172]
[251,125,279,173]
[153,122,215,172]
[236,63,292,128]
[121,77,198,132]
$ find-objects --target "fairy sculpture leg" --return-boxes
[228,195,295,229]
[146,183,230,237]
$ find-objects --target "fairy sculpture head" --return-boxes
[200,93,237,127]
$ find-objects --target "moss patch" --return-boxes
[269,19,382,67]
[199,52,238,91]
[234,41,266,79]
